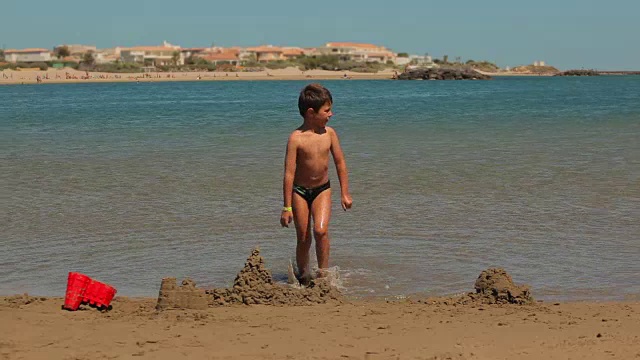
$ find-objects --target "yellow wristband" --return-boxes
[282,206,292,212]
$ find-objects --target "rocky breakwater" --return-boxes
[555,69,600,76]
[397,68,491,80]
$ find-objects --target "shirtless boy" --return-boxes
[280,83,353,283]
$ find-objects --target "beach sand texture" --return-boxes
[2,249,639,359]
[0,67,397,85]
[2,295,639,359]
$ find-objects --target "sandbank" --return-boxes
[0,67,397,85]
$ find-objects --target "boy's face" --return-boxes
[307,101,333,128]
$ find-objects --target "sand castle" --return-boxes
[156,278,209,311]
[155,246,536,311]
[156,248,343,310]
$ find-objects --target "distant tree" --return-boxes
[242,53,259,66]
[297,55,339,70]
[397,52,409,58]
[193,57,209,66]
[172,51,181,66]
[82,51,95,65]
[55,46,70,59]
[466,59,475,64]
[0,49,4,61]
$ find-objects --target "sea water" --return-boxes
[1,77,639,301]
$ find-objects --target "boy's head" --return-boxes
[298,83,333,117]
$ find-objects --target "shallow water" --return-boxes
[1,77,639,301]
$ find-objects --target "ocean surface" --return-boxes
[1,77,639,302]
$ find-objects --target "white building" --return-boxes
[403,55,435,69]
[88,47,122,64]
[120,41,183,66]
[315,42,397,64]
[395,57,411,66]
[4,48,52,63]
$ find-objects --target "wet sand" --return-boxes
[1,295,639,360]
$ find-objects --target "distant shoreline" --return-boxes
[3,67,637,85]
[0,67,396,85]
[476,69,640,77]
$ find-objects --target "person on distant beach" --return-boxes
[280,83,353,284]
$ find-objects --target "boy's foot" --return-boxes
[316,268,328,278]
[296,272,312,287]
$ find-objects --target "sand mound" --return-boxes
[206,248,342,306]
[155,248,342,310]
[419,267,534,306]
[473,268,533,304]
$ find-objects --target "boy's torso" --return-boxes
[293,128,332,188]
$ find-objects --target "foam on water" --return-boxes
[279,258,345,291]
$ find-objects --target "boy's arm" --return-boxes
[281,134,297,227]
[329,127,352,210]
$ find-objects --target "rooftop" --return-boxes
[4,48,51,54]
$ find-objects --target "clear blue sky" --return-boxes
[2,0,638,70]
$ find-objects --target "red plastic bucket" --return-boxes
[84,280,117,308]
[63,272,92,311]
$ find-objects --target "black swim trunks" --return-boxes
[293,181,331,207]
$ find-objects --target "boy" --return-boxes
[280,83,353,284]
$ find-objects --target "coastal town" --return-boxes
[2,41,425,69]
[0,40,565,84]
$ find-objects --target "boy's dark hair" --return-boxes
[298,83,333,116]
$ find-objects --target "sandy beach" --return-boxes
[1,294,639,360]
[0,67,560,86]
[0,67,397,85]
[2,254,639,360]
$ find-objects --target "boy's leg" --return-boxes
[311,189,332,271]
[292,193,312,281]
